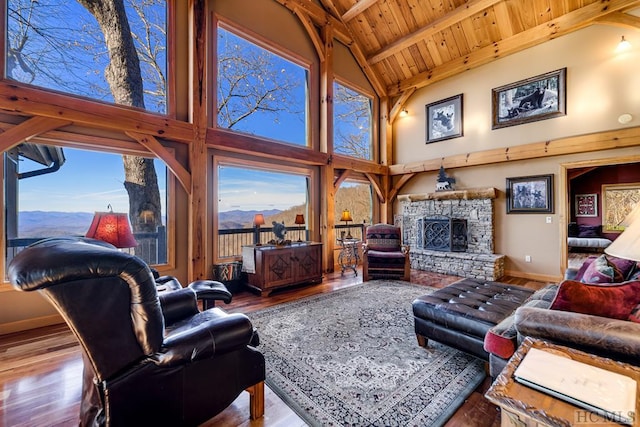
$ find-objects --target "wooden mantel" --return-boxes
[398,187,497,202]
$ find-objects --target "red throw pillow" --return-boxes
[550,279,640,321]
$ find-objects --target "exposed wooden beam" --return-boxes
[333,169,352,189]
[595,11,640,30]
[387,0,640,96]
[364,172,385,203]
[0,82,194,143]
[126,131,192,194]
[389,126,640,175]
[389,88,415,123]
[388,172,415,203]
[367,0,503,65]
[331,154,388,174]
[0,116,71,153]
[292,6,326,61]
[277,0,387,96]
[342,0,377,22]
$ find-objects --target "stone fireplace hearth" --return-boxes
[398,188,505,281]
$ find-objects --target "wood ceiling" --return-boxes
[283,0,640,102]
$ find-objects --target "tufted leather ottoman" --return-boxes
[412,278,534,360]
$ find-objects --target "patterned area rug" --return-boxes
[249,280,485,426]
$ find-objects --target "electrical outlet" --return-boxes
[525,255,531,262]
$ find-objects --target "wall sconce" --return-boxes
[294,214,305,242]
[86,205,137,248]
[253,213,265,246]
[340,209,353,239]
[400,108,408,117]
[617,35,631,52]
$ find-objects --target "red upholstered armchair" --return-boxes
[362,223,410,281]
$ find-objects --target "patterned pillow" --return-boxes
[606,256,638,281]
[550,279,640,321]
[581,255,623,283]
[365,224,401,252]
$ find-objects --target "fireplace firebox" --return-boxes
[418,218,467,252]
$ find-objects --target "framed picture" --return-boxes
[506,174,554,214]
[575,194,598,217]
[492,68,566,129]
[602,183,640,232]
[425,94,463,143]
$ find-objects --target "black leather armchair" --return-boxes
[8,237,265,426]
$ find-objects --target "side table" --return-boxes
[337,238,360,276]
[485,337,640,427]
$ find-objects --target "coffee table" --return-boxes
[485,338,640,427]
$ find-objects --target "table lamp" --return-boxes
[294,214,305,242]
[340,209,353,239]
[253,213,265,246]
[605,202,640,261]
[86,205,137,248]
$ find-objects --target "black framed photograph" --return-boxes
[492,68,566,130]
[575,193,598,217]
[506,174,554,214]
[426,94,463,143]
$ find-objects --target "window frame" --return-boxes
[1,0,176,118]
[211,153,318,264]
[332,76,377,162]
[212,16,313,149]
[0,140,177,291]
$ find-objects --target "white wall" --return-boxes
[393,24,640,280]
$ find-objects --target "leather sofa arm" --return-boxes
[188,280,232,304]
[157,312,254,366]
[158,287,199,325]
[515,306,640,363]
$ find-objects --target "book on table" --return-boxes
[514,347,637,425]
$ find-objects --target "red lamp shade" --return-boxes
[86,211,138,248]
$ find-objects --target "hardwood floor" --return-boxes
[0,269,550,427]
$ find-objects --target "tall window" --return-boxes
[216,25,309,146]
[217,163,310,258]
[6,0,168,113]
[335,180,373,241]
[4,146,171,268]
[333,82,373,160]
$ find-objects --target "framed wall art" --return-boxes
[425,94,463,143]
[506,174,554,214]
[575,193,598,217]
[492,68,566,129]
[602,183,640,232]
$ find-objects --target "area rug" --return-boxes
[248,280,485,426]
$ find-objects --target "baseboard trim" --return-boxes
[503,269,561,283]
[0,314,64,335]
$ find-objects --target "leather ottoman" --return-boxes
[412,278,534,360]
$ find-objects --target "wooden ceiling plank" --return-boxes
[387,0,640,96]
[0,116,71,153]
[367,0,503,65]
[493,1,515,38]
[342,0,379,22]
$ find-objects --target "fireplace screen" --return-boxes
[418,218,467,252]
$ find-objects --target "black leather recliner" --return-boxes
[8,237,265,426]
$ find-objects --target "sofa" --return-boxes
[567,222,612,251]
[484,253,640,378]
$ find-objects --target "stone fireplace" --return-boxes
[398,188,505,281]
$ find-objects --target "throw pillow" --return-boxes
[550,279,640,321]
[577,224,601,238]
[606,255,638,281]
[568,222,580,237]
[580,254,623,283]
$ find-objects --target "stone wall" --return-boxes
[399,188,505,281]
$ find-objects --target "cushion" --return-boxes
[572,256,597,282]
[577,224,601,238]
[581,255,624,284]
[568,222,579,237]
[365,224,402,252]
[550,279,640,321]
[607,256,638,281]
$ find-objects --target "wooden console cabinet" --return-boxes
[245,242,323,296]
